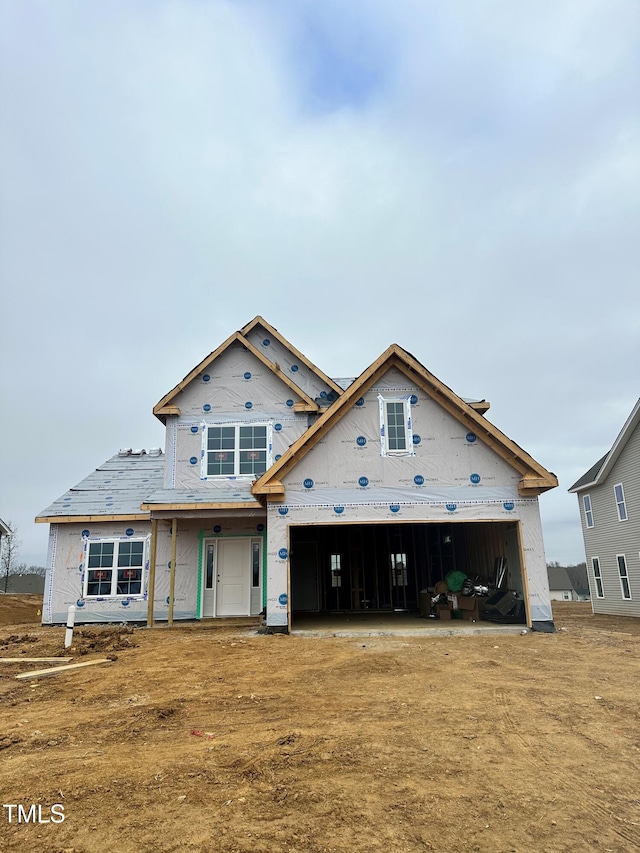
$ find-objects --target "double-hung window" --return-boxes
[379,396,413,456]
[583,495,594,528]
[614,484,628,522]
[84,538,146,598]
[205,424,270,478]
[592,557,604,598]
[617,555,631,600]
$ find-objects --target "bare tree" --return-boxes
[1,522,22,592]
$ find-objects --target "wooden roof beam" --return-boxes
[140,501,261,512]
[154,405,181,417]
[518,475,559,496]
[35,513,150,524]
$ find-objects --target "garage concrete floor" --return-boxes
[290,611,527,637]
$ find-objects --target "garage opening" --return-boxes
[289,521,526,624]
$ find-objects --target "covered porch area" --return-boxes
[142,500,267,626]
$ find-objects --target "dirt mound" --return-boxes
[72,626,138,656]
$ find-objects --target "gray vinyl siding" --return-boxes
[580,422,640,617]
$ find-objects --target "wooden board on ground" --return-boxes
[15,658,112,680]
[0,657,72,663]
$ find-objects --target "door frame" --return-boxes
[197,530,266,619]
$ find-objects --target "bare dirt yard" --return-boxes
[0,595,43,626]
[0,600,638,853]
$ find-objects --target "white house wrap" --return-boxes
[36,317,557,631]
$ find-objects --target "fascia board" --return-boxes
[139,501,261,512]
[35,513,150,524]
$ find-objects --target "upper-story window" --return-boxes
[583,494,594,528]
[614,484,628,522]
[379,396,414,456]
[84,538,147,598]
[205,424,270,478]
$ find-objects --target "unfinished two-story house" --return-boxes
[36,317,558,631]
[569,398,640,617]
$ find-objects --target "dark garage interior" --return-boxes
[289,521,526,623]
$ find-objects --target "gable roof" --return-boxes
[569,398,640,492]
[252,343,558,500]
[240,316,344,398]
[547,566,573,591]
[564,564,590,595]
[547,565,590,595]
[568,454,608,492]
[153,323,326,421]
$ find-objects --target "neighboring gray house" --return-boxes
[547,566,590,602]
[1,574,45,594]
[569,398,640,617]
[36,317,559,631]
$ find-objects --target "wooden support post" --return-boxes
[168,517,178,626]
[147,518,158,627]
[514,521,533,628]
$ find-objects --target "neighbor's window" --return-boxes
[84,539,146,597]
[583,494,594,528]
[592,556,604,598]
[562,591,571,601]
[378,396,413,456]
[205,424,269,477]
[614,484,628,522]
[617,554,631,600]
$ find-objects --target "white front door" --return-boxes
[216,539,251,616]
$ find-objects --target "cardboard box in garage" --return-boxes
[457,596,482,620]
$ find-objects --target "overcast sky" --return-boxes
[1,0,638,567]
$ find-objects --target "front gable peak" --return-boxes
[153,325,324,422]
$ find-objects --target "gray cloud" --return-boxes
[1,0,638,565]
